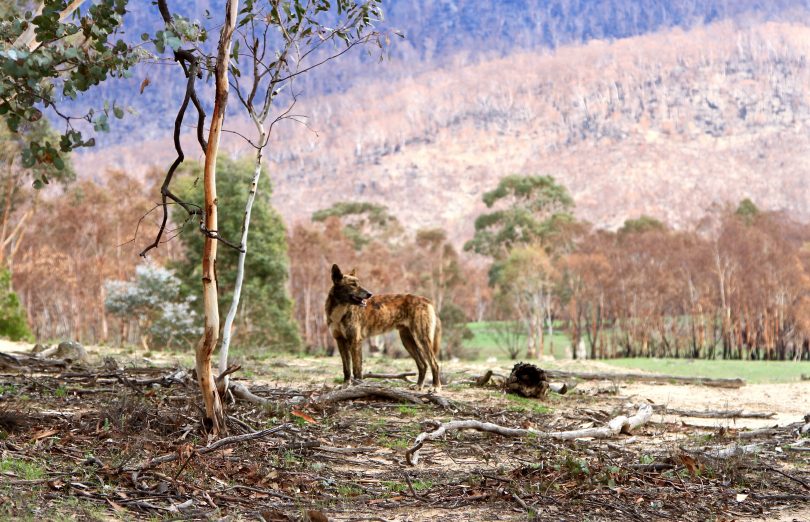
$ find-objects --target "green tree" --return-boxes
[735,198,760,225]
[0,0,144,171]
[496,245,556,358]
[105,262,201,350]
[438,302,475,360]
[173,156,300,352]
[312,201,402,249]
[0,268,32,341]
[464,174,574,261]
[618,215,666,236]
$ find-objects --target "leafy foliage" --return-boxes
[618,215,666,236]
[0,268,32,342]
[464,175,574,259]
[105,262,200,349]
[0,118,74,191]
[438,303,475,360]
[0,0,144,173]
[173,156,301,352]
[312,201,402,249]
[735,198,760,224]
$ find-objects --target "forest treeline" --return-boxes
[3,146,810,361]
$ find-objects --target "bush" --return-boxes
[0,269,32,342]
[439,303,477,361]
[105,262,201,349]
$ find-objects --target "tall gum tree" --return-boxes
[217,0,385,392]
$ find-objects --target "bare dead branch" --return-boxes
[405,404,654,465]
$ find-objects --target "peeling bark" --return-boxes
[197,0,239,436]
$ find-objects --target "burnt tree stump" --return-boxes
[503,363,549,398]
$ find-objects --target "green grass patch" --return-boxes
[397,405,420,416]
[505,394,553,414]
[382,479,432,493]
[465,321,571,361]
[0,458,44,480]
[377,435,410,450]
[602,358,810,383]
[336,483,363,497]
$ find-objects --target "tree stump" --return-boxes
[503,363,549,398]
[55,341,88,363]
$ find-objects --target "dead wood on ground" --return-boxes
[123,424,290,472]
[405,403,654,465]
[503,363,549,398]
[312,384,453,409]
[653,406,775,419]
[545,369,745,388]
[363,372,416,381]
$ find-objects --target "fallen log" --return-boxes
[737,426,781,439]
[313,384,421,405]
[405,404,653,465]
[549,382,569,394]
[363,372,416,381]
[706,443,761,459]
[0,351,68,370]
[653,406,775,419]
[545,370,744,388]
[230,382,274,406]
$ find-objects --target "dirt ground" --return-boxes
[1,340,808,521]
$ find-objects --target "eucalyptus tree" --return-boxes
[465,175,574,358]
[139,0,386,431]
[216,0,385,392]
[0,0,143,177]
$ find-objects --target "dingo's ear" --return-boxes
[349,268,357,277]
[331,264,343,284]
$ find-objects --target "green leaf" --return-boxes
[53,156,65,170]
[113,105,124,119]
[166,35,182,51]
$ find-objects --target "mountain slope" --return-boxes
[78,20,810,243]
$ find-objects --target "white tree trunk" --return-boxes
[218,126,266,391]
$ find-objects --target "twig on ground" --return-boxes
[123,424,290,472]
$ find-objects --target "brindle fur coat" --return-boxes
[325,264,441,390]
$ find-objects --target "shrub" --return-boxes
[105,262,200,349]
[0,269,33,342]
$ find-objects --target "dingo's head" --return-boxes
[330,264,373,307]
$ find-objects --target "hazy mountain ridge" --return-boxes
[77,16,810,242]
[262,21,810,237]
[75,0,810,143]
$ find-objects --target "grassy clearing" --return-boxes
[504,394,554,414]
[602,358,810,383]
[465,321,571,361]
[0,458,44,480]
